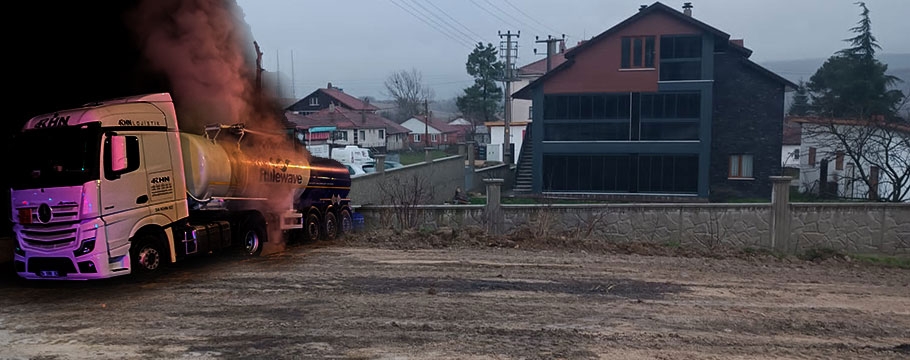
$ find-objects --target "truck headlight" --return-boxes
[73,238,96,257]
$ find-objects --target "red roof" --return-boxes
[788,116,910,134]
[782,118,801,145]
[412,115,462,134]
[286,107,409,134]
[320,87,380,111]
[517,46,573,76]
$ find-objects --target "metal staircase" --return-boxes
[513,126,534,193]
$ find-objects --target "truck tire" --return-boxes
[339,209,354,237]
[305,212,321,242]
[324,211,339,241]
[130,234,164,276]
[239,220,265,257]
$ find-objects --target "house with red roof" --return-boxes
[286,105,411,152]
[286,82,380,115]
[400,115,464,149]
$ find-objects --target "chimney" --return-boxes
[731,39,744,47]
[683,2,693,16]
[329,102,336,112]
[639,5,647,11]
[327,82,333,89]
[559,39,566,53]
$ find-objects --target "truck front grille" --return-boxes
[19,224,79,250]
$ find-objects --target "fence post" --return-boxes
[374,154,386,174]
[484,178,504,234]
[770,176,793,253]
[466,141,475,191]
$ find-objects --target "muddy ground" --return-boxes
[1,229,908,359]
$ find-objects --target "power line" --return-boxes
[468,0,522,31]
[393,0,474,46]
[502,0,564,36]
[388,0,474,48]
[404,0,481,45]
[482,0,546,35]
[424,0,486,41]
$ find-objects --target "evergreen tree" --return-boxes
[456,43,503,125]
[807,2,904,119]
[788,80,811,116]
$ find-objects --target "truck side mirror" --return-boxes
[110,135,128,172]
[104,134,140,180]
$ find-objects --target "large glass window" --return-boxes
[543,94,631,120]
[543,122,629,141]
[543,154,697,193]
[659,35,702,81]
[638,155,698,193]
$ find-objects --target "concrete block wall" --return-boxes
[349,155,465,205]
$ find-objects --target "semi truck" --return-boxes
[8,93,354,280]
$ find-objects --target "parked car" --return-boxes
[346,164,368,177]
[362,160,403,173]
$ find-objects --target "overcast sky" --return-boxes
[235,0,910,100]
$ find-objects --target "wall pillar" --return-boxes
[484,178,504,234]
[374,154,386,174]
[770,176,793,253]
[466,141,475,191]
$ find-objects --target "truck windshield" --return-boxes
[9,124,102,190]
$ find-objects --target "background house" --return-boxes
[286,106,410,153]
[485,121,529,164]
[400,115,462,149]
[791,116,910,202]
[286,82,380,115]
[512,2,796,200]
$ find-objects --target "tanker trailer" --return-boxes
[9,92,353,281]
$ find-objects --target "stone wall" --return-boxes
[349,155,464,205]
[354,178,910,256]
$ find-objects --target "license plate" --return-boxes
[39,270,60,278]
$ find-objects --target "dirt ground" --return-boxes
[0,229,908,360]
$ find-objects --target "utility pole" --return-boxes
[253,41,263,93]
[534,34,566,73]
[424,98,430,148]
[499,30,519,164]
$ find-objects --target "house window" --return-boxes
[659,35,702,81]
[379,129,385,139]
[793,148,800,160]
[359,130,366,140]
[309,97,319,106]
[333,131,347,141]
[413,134,421,142]
[808,147,816,166]
[430,134,438,142]
[835,151,844,170]
[444,134,448,142]
[729,154,754,179]
[621,36,656,69]
[529,106,533,119]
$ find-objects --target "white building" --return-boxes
[485,121,529,164]
[794,117,910,202]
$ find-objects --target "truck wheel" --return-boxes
[239,221,265,257]
[130,234,164,276]
[305,212,321,242]
[324,211,339,240]
[339,209,354,237]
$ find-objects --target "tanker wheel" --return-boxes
[239,220,265,257]
[324,211,339,241]
[339,209,354,237]
[130,234,164,277]
[305,212,321,242]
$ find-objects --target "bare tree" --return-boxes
[384,68,434,122]
[800,118,910,202]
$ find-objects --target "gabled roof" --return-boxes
[512,1,795,99]
[286,107,408,134]
[409,115,462,134]
[789,116,910,134]
[320,87,380,111]
[288,85,380,112]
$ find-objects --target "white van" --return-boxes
[331,145,373,165]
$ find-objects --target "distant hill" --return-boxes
[759,53,910,111]
[759,53,910,87]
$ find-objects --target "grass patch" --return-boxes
[797,247,846,262]
[851,254,910,269]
